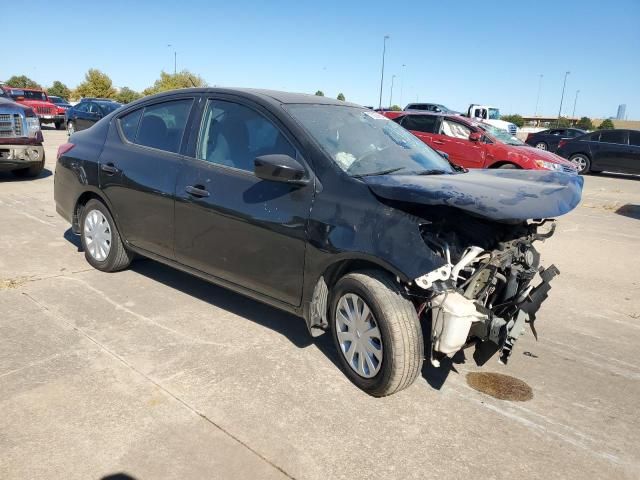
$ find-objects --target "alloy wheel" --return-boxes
[335,293,383,378]
[83,209,112,261]
[571,155,588,173]
[535,142,547,150]
[67,122,75,135]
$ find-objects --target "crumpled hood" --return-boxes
[363,169,583,222]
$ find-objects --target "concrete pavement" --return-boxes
[1,128,639,479]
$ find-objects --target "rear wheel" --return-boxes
[80,199,132,272]
[67,121,76,135]
[569,154,590,174]
[55,121,64,130]
[535,141,548,150]
[330,270,423,397]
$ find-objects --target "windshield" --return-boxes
[478,123,525,146]
[49,96,68,104]
[488,108,500,120]
[9,89,47,102]
[286,105,453,176]
[97,102,122,114]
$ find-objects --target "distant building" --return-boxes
[616,104,626,120]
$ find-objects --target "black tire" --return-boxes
[330,270,423,397]
[12,153,45,178]
[55,121,64,130]
[569,153,591,174]
[80,199,132,272]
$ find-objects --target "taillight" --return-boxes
[558,139,567,149]
[526,133,532,141]
[57,142,75,160]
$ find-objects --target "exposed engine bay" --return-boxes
[409,207,560,367]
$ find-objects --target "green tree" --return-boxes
[47,81,71,99]
[73,69,117,99]
[6,75,41,89]
[501,114,525,128]
[143,70,206,96]
[575,116,594,130]
[556,116,572,127]
[337,93,345,101]
[597,118,615,130]
[314,90,325,96]
[115,87,142,104]
[390,104,402,111]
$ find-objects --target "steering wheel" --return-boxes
[346,146,391,174]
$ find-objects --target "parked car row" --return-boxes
[0,85,65,130]
[64,98,122,135]
[54,88,583,396]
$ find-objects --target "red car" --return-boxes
[383,111,577,173]
[0,86,65,130]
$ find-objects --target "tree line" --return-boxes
[501,113,614,130]
[4,69,207,104]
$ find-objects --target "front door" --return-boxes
[174,98,314,306]
[594,130,629,171]
[99,97,195,259]
[431,118,485,168]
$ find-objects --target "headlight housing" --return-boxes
[26,116,41,138]
[535,159,563,172]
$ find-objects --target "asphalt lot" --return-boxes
[1,127,639,480]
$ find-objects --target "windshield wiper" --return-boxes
[352,167,406,178]
[415,169,450,175]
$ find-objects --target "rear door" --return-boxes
[174,96,314,306]
[98,96,196,259]
[594,130,629,172]
[626,131,640,174]
[432,118,485,168]
[397,114,440,147]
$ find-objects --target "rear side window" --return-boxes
[134,99,193,153]
[118,109,142,142]
[599,130,627,145]
[629,131,640,147]
[401,115,439,133]
[588,132,600,142]
[550,129,565,136]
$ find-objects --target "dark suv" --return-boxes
[54,88,582,396]
[556,129,640,174]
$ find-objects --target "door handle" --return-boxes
[100,163,119,175]
[185,185,210,198]
[432,140,445,145]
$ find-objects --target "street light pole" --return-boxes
[534,73,543,117]
[389,74,396,109]
[378,35,390,110]
[399,64,406,108]
[167,44,176,74]
[572,89,580,118]
[557,71,570,127]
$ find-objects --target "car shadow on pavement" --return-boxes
[0,168,52,182]
[63,228,82,251]
[594,172,640,181]
[130,258,340,366]
[101,474,137,480]
[615,204,640,220]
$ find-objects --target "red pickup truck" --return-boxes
[383,111,577,173]
[0,86,65,130]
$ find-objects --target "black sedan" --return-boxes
[556,129,640,174]
[65,99,122,134]
[525,128,586,152]
[54,88,582,396]
[48,95,72,110]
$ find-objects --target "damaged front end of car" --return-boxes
[415,219,558,367]
[362,169,583,367]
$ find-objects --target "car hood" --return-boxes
[362,169,583,222]
[508,145,576,168]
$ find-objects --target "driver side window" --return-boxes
[441,120,471,140]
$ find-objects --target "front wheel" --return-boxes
[569,154,590,174]
[55,121,64,130]
[535,141,548,150]
[330,270,423,397]
[67,121,76,135]
[12,152,45,178]
[80,199,132,272]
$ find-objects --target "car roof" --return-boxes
[127,88,361,108]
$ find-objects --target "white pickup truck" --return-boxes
[467,104,518,136]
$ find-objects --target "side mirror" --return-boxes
[254,154,308,185]
[469,132,482,142]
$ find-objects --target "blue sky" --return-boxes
[3,0,639,118]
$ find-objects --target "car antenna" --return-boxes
[188,76,197,87]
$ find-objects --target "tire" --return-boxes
[67,121,76,135]
[12,153,45,178]
[55,121,64,130]
[535,141,548,150]
[569,153,590,174]
[80,199,132,272]
[498,163,518,169]
[330,270,423,397]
